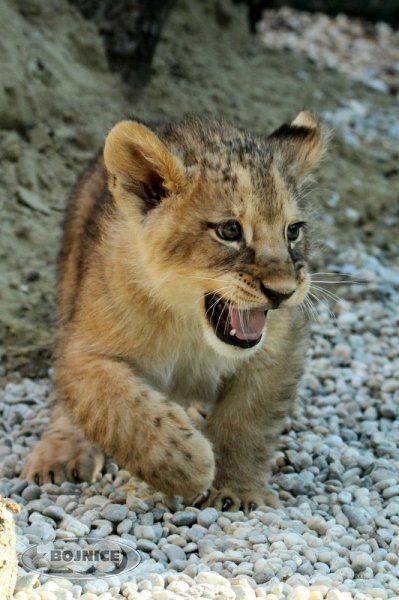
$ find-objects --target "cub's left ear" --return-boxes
[268,111,329,182]
[104,120,187,211]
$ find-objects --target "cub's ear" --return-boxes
[268,111,329,182]
[103,120,186,211]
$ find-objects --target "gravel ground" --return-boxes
[258,7,399,165]
[1,243,399,600]
[258,8,399,95]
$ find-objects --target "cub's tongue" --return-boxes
[230,308,266,341]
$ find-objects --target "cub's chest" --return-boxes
[142,343,238,406]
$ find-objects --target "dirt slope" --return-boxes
[0,0,397,376]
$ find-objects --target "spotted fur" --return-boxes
[22,112,328,510]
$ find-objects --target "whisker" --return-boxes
[215,293,231,333]
[208,292,230,329]
[204,289,229,314]
[308,291,336,320]
[311,272,369,285]
[302,301,313,322]
[205,289,231,318]
[310,284,345,306]
[311,279,367,285]
[311,271,356,276]
[235,298,248,336]
[187,275,232,284]
[301,298,312,322]
[224,299,234,335]
[304,296,320,323]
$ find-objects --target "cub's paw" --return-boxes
[21,436,104,485]
[197,486,279,513]
[140,407,215,500]
[186,402,210,430]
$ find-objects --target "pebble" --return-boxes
[59,515,90,537]
[232,583,257,599]
[163,543,187,562]
[382,485,399,499]
[171,510,198,526]
[195,571,231,586]
[137,539,157,553]
[342,505,372,529]
[42,505,65,520]
[100,503,129,522]
[287,588,310,600]
[126,497,149,513]
[197,507,219,527]
[351,552,373,572]
[21,483,41,501]
[84,581,109,594]
[134,525,157,542]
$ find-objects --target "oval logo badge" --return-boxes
[21,537,141,580]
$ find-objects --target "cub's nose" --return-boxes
[260,283,295,308]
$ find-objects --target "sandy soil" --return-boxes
[0,0,398,376]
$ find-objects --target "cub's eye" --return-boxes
[287,222,304,242]
[216,220,242,242]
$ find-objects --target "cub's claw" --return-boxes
[21,439,104,485]
[196,486,280,513]
[192,490,210,508]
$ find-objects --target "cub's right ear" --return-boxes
[103,120,186,212]
[268,111,329,183]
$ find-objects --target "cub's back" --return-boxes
[58,153,112,324]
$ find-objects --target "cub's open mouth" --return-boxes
[204,293,267,349]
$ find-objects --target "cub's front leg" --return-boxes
[30,347,214,500]
[203,342,305,512]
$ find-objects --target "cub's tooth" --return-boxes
[230,329,236,336]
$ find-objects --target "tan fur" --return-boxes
[22,112,327,511]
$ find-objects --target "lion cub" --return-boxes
[23,112,327,511]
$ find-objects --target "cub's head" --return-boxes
[104,113,328,357]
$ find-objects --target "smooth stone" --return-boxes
[171,511,197,526]
[284,532,305,548]
[89,523,113,538]
[163,543,187,562]
[139,512,154,526]
[84,495,110,507]
[134,525,157,542]
[342,505,372,529]
[151,592,174,600]
[60,515,90,537]
[186,524,208,542]
[168,559,188,571]
[167,580,190,593]
[197,507,218,527]
[287,587,311,600]
[195,571,231,586]
[59,482,80,495]
[350,551,373,572]
[11,480,29,495]
[383,485,399,499]
[385,502,399,517]
[100,503,128,522]
[21,483,41,501]
[231,582,257,600]
[126,497,150,513]
[117,518,133,534]
[43,505,65,520]
[84,580,109,593]
[137,538,157,553]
